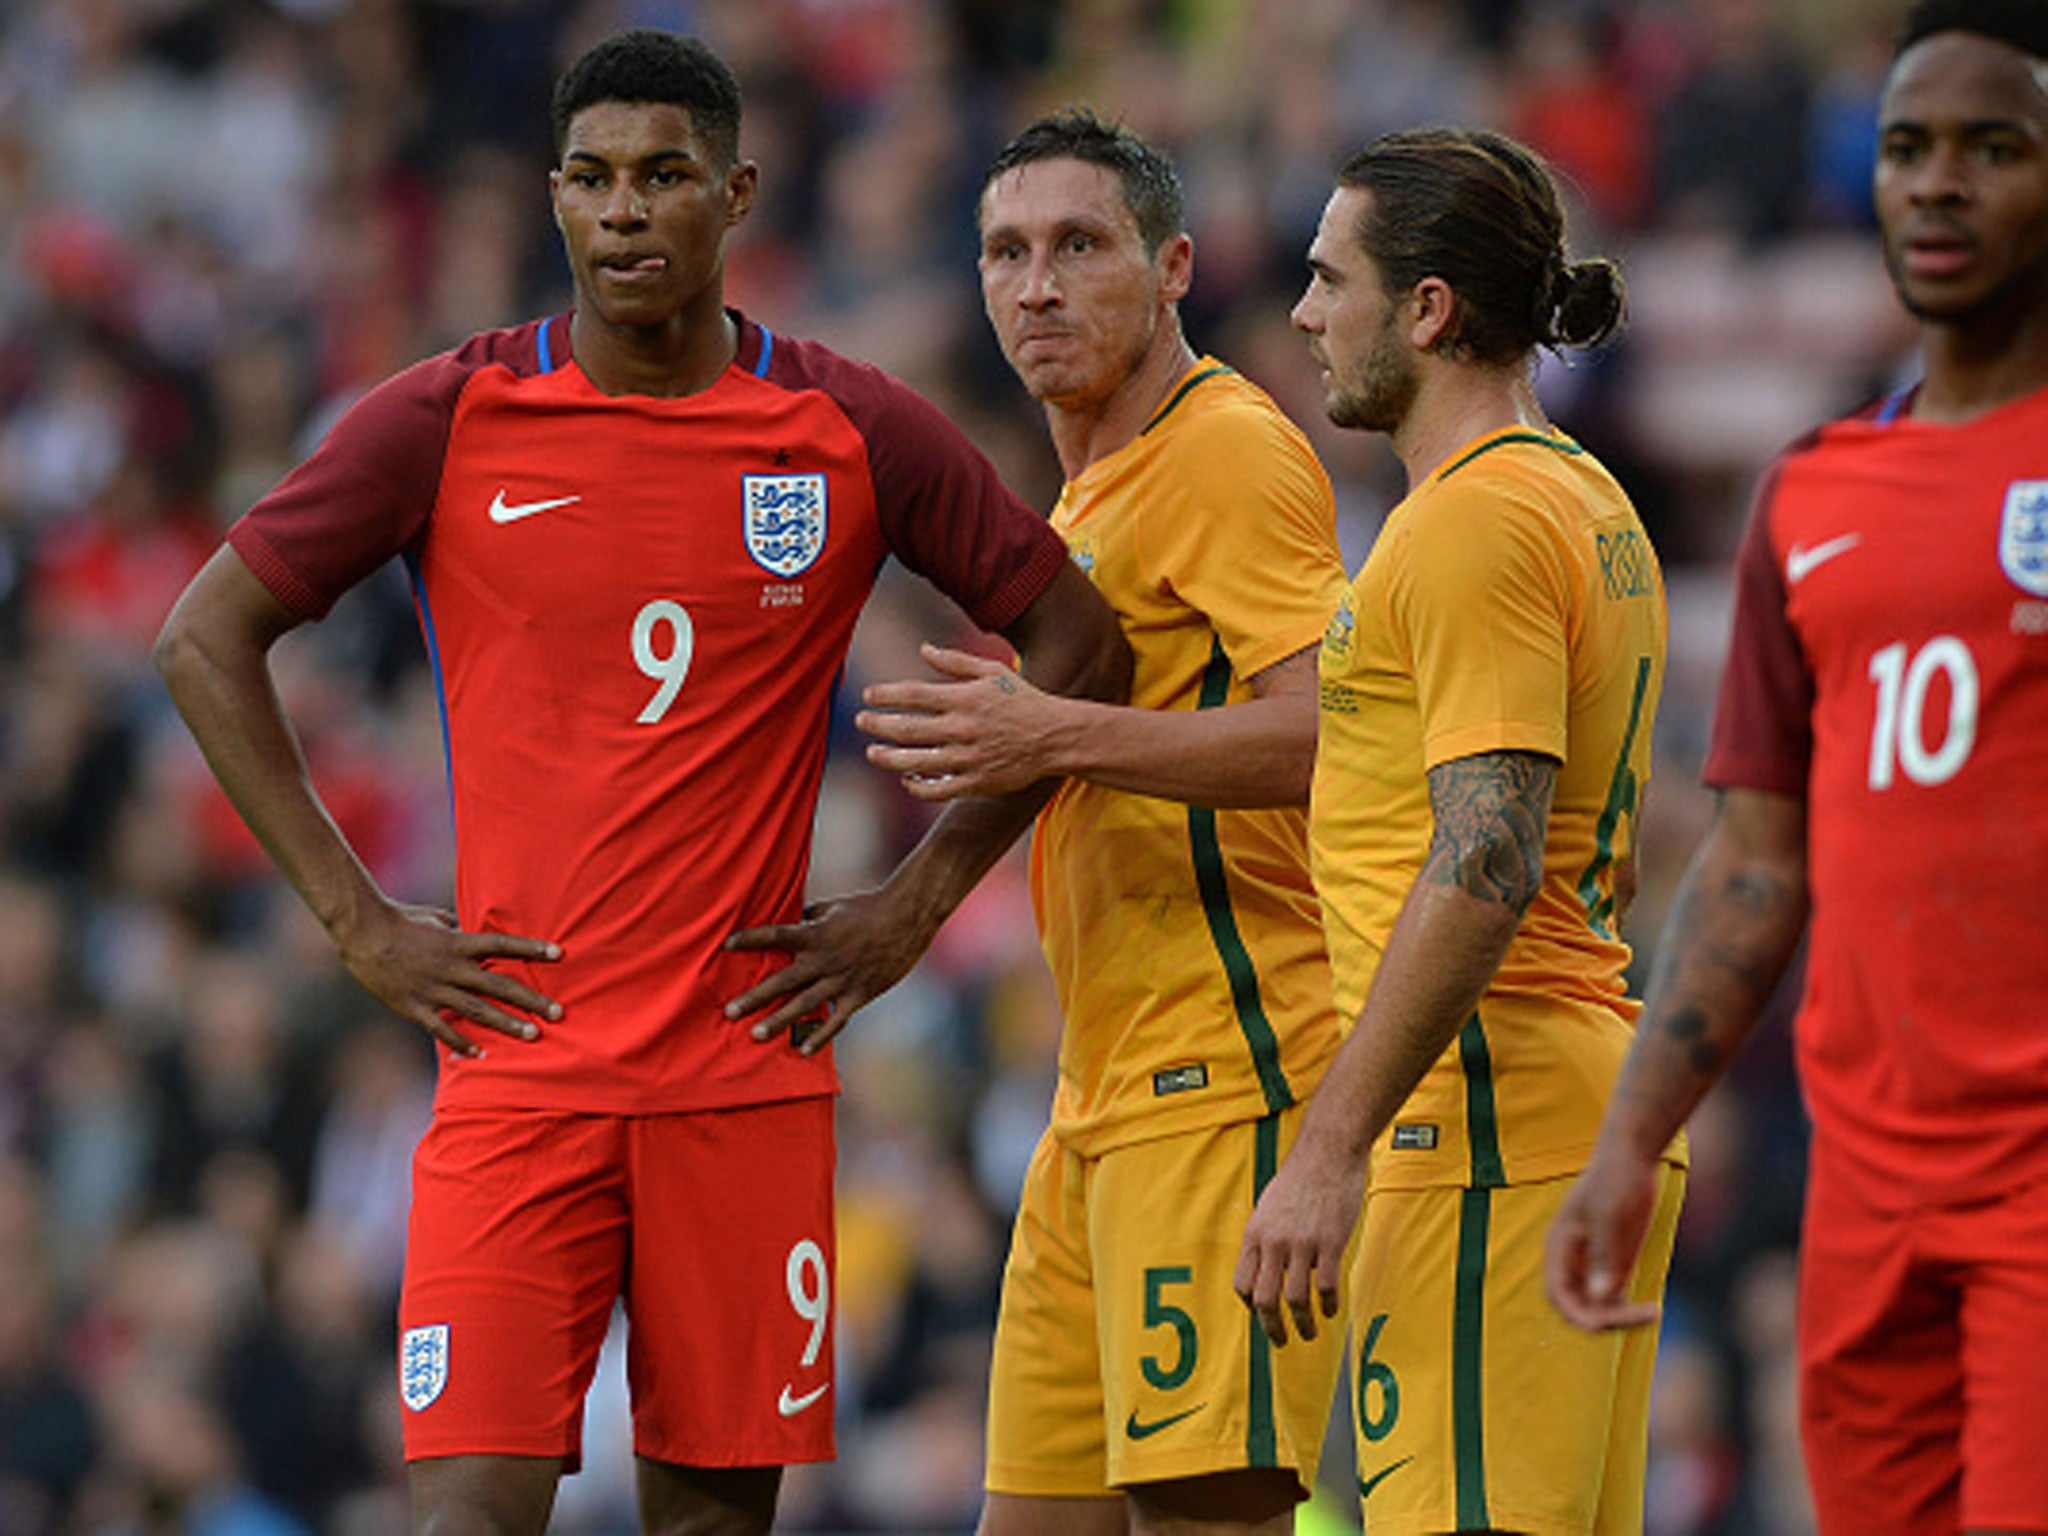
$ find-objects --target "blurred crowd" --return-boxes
[0,0,1925,1531]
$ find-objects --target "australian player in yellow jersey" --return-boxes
[857,110,1350,1534]
[1234,129,1683,1536]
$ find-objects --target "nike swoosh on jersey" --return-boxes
[1357,1455,1414,1502]
[488,490,583,524]
[1124,1403,1203,1441]
[777,1382,829,1417]
[1785,532,1862,584]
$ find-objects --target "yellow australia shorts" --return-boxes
[1346,1161,1685,1536]
[985,1106,1348,1498]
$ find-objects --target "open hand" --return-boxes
[857,643,1066,800]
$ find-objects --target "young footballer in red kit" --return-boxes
[154,29,1127,1536]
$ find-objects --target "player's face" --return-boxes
[551,101,756,332]
[978,158,1191,411]
[1293,187,1419,434]
[1875,31,2048,326]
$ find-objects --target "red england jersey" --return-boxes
[230,312,1069,1114]
[1706,383,2048,1206]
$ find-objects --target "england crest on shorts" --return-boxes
[401,1323,449,1411]
[743,473,827,577]
[1999,480,2048,596]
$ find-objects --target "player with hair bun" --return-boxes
[1237,126,1677,1535]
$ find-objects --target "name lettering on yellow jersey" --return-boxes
[1152,1064,1209,1097]
[1389,1123,1439,1151]
[1596,528,1655,601]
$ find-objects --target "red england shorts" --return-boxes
[397,1098,836,1470]
[1798,1134,2048,1535]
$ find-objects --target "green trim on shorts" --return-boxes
[1189,639,1293,1114]
[1453,1185,1493,1529]
[1245,1112,1282,1468]
[1453,1015,1503,1525]
[1458,1015,1506,1189]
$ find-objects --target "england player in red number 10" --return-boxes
[1547,4,2048,1533]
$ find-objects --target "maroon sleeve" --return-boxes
[227,323,543,619]
[1701,459,1814,796]
[762,335,1069,633]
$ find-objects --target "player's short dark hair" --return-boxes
[1336,126,1624,364]
[1897,0,2048,59]
[983,107,1185,255]
[550,29,741,166]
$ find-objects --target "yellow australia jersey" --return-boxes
[1313,426,1678,1191]
[1032,360,1348,1156]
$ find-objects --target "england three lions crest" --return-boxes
[2000,480,2048,596]
[400,1323,449,1411]
[743,473,827,578]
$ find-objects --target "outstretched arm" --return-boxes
[1546,785,1808,1330]
[1235,749,1555,1346]
[723,559,1130,1050]
[859,640,1322,808]
[154,547,564,1056]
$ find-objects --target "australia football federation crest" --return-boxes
[1323,593,1357,659]
[743,473,827,577]
[401,1323,449,1411]
[2000,480,2048,596]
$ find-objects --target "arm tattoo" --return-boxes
[1423,751,1556,912]
[1661,1006,1724,1075]
[1640,852,1805,1089]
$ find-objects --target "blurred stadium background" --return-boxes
[0,0,1915,1530]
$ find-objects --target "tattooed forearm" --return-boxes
[1636,835,1806,1095]
[1423,751,1557,911]
[1596,787,1808,1145]
[1649,859,1803,1013]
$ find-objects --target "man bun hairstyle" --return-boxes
[984,107,1185,255]
[551,29,741,166]
[1339,127,1624,364]
[1897,0,2048,59]
[1550,257,1628,350]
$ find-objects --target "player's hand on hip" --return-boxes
[1543,1142,1663,1333]
[335,898,563,1059]
[1234,1145,1360,1348]
[724,887,934,1057]
[857,643,1060,801]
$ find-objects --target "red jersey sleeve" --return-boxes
[754,331,1068,633]
[1702,458,1814,797]
[228,323,548,619]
